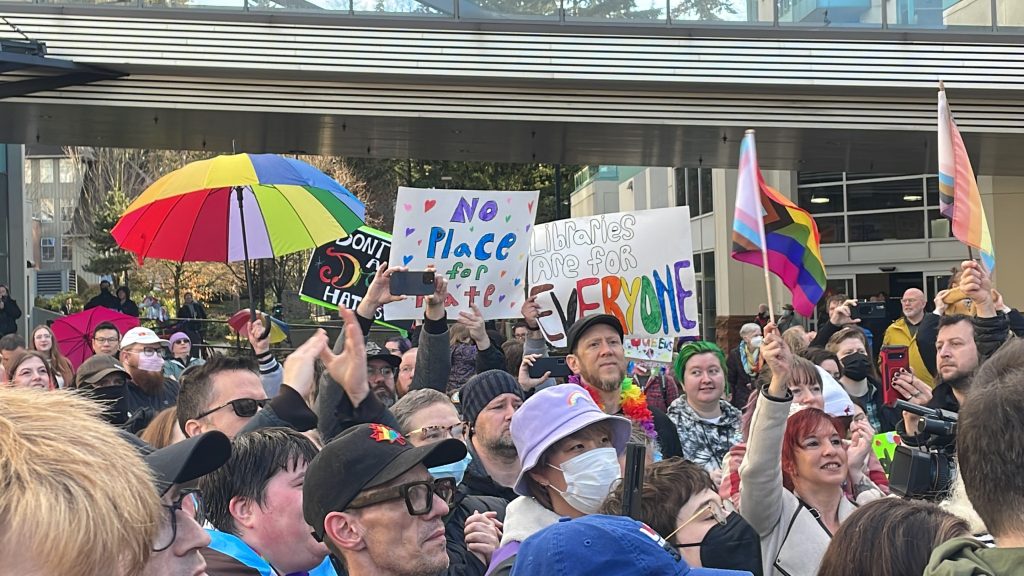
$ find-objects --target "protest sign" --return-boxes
[529,206,699,348]
[384,187,539,321]
[299,227,410,332]
[872,431,903,475]
[623,337,675,364]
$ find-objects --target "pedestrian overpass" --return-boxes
[1,0,1024,174]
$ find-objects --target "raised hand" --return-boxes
[320,306,370,406]
[282,329,328,402]
[518,354,550,391]
[960,260,994,317]
[933,289,950,316]
[893,368,932,437]
[521,297,541,330]
[761,323,792,396]
[829,299,860,327]
[424,266,449,322]
[457,304,490,350]
[246,316,270,356]
[357,263,407,320]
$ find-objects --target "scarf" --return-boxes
[740,344,760,377]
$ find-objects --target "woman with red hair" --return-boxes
[740,323,883,576]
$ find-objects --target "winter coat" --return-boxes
[924,536,1024,576]
[84,289,119,311]
[449,342,478,395]
[203,529,338,576]
[485,496,562,576]
[443,485,507,576]
[408,316,453,394]
[0,295,21,336]
[847,376,900,434]
[667,397,743,473]
[462,443,519,503]
[881,315,937,387]
[739,389,882,576]
[163,355,205,381]
[116,298,140,317]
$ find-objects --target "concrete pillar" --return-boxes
[979,175,1024,306]
[1,145,30,336]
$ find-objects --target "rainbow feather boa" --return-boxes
[572,375,657,440]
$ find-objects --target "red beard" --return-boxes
[128,367,166,395]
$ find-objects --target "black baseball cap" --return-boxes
[366,341,401,370]
[303,423,466,540]
[565,314,625,353]
[127,431,232,496]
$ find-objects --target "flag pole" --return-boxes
[747,129,776,326]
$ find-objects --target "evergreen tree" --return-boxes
[83,188,136,282]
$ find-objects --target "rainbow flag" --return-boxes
[731,131,826,317]
[938,87,995,271]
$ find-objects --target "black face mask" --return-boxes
[84,385,130,425]
[679,512,763,576]
[841,353,871,382]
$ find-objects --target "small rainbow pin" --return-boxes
[369,423,406,445]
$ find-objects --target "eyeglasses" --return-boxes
[93,336,119,344]
[405,423,466,442]
[126,348,162,357]
[666,499,734,547]
[194,397,269,420]
[348,477,456,516]
[153,489,205,552]
[367,366,395,378]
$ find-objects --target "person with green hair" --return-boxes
[667,340,742,477]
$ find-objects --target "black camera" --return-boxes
[888,400,958,500]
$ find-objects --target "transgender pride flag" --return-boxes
[938,85,996,271]
[731,130,826,317]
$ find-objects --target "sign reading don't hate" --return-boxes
[384,187,539,321]
[529,206,700,348]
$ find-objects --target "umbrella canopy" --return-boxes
[111,154,365,263]
[51,307,141,370]
[227,309,289,344]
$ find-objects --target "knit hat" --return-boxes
[510,383,631,496]
[459,369,525,428]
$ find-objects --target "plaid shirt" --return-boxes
[641,371,680,414]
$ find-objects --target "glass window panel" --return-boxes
[848,212,925,242]
[41,237,55,262]
[997,0,1024,26]
[846,178,925,212]
[59,158,76,183]
[350,0,449,15]
[892,0,993,28]
[815,215,846,244]
[61,205,75,223]
[926,176,939,207]
[798,172,843,185]
[780,0,881,27]
[674,168,687,209]
[61,238,73,262]
[686,168,700,213]
[928,209,951,238]
[702,251,715,342]
[38,199,54,223]
[797,184,843,214]
[23,159,31,184]
[670,0,769,24]
[464,0,556,18]
[39,160,53,184]
[699,168,713,215]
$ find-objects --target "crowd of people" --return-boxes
[2,257,1024,576]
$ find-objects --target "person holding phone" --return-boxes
[881,288,937,388]
[741,324,883,576]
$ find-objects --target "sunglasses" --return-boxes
[194,397,269,420]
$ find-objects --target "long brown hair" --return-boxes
[29,325,75,388]
[818,499,969,576]
[138,406,183,450]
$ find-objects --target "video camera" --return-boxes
[888,400,958,501]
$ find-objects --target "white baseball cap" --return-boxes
[120,326,170,349]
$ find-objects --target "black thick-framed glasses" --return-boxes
[153,489,205,552]
[348,477,457,516]
[194,397,269,420]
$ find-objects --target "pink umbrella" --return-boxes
[51,307,141,369]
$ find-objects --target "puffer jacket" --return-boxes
[666,397,743,473]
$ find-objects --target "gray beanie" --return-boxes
[459,370,525,429]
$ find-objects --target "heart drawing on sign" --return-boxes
[500,270,507,278]
[528,201,534,212]
[403,203,413,212]
[424,199,437,212]
[403,255,414,265]
[405,227,415,236]
[499,294,506,303]
[514,278,521,286]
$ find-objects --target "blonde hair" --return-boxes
[0,388,160,575]
[139,406,183,450]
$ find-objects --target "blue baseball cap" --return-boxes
[511,515,752,576]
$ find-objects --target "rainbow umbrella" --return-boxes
[112,154,365,329]
[227,309,290,344]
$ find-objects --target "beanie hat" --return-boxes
[459,369,525,428]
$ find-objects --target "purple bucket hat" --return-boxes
[510,384,632,497]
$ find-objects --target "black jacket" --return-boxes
[442,486,507,576]
[462,443,519,503]
[649,408,684,459]
[116,298,140,317]
[84,289,119,311]
[0,295,21,336]
[726,345,757,411]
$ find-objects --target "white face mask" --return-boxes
[547,446,621,514]
[137,353,165,373]
[750,336,764,349]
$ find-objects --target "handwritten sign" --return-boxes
[529,206,699,347]
[299,227,411,333]
[872,431,903,476]
[623,337,675,364]
[384,187,539,320]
